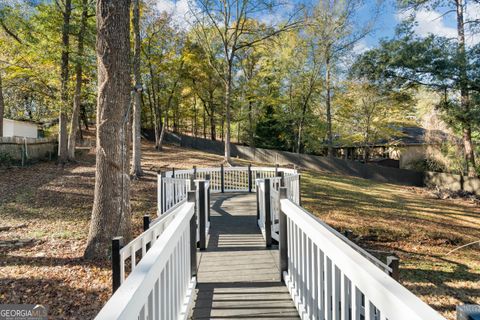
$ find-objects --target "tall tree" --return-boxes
[85,0,132,259]
[190,0,299,162]
[67,0,92,160]
[58,0,72,164]
[131,0,143,177]
[309,0,380,156]
[397,0,477,175]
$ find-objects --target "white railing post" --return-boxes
[279,187,288,281]
[264,178,272,247]
[188,191,197,278]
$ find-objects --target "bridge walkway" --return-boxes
[190,193,300,319]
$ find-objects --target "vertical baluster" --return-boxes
[326,257,333,320]
[333,266,341,320]
[312,243,318,320]
[365,299,371,320]
[300,231,306,308]
[131,245,136,270]
[166,261,170,320]
[307,238,313,319]
[319,248,325,319]
[295,224,300,299]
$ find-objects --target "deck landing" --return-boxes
[190,193,299,319]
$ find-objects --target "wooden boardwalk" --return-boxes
[190,193,300,319]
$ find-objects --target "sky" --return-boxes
[155,0,480,52]
[357,0,480,52]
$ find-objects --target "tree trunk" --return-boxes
[325,52,334,157]
[158,114,166,150]
[58,0,72,164]
[131,0,143,177]
[224,73,232,162]
[455,0,476,176]
[80,104,89,130]
[0,72,4,137]
[85,0,132,260]
[203,104,207,139]
[248,101,253,146]
[67,0,88,161]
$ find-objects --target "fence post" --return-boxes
[220,164,225,193]
[277,171,285,187]
[143,215,150,231]
[279,187,288,282]
[248,164,252,193]
[189,174,196,191]
[193,165,197,178]
[158,171,163,214]
[188,191,197,278]
[112,236,124,294]
[206,174,211,222]
[387,256,400,280]
[264,178,272,248]
[256,179,260,221]
[143,215,151,251]
[298,173,302,206]
[198,181,207,250]
[172,167,177,204]
[275,163,279,175]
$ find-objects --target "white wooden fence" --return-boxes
[160,165,298,204]
[95,202,196,320]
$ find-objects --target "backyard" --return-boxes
[0,143,478,319]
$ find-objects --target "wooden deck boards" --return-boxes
[190,193,299,319]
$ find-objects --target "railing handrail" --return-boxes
[280,199,445,320]
[96,202,195,320]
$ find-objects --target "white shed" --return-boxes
[2,118,38,138]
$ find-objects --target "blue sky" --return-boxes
[357,0,480,52]
[155,0,480,49]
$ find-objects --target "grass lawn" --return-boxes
[302,170,480,320]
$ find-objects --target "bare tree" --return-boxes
[309,0,380,156]
[189,0,301,162]
[85,0,132,259]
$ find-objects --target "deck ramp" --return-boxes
[191,193,300,319]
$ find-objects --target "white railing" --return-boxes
[158,177,190,214]
[118,179,210,286]
[256,176,299,244]
[119,199,188,283]
[280,199,445,320]
[96,202,196,320]
[160,166,298,200]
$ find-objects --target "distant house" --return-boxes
[2,118,39,138]
[334,126,453,169]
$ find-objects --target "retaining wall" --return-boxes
[424,172,480,196]
[166,133,425,187]
[0,137,57,165]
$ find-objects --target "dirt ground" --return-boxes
[0,142,225,319]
